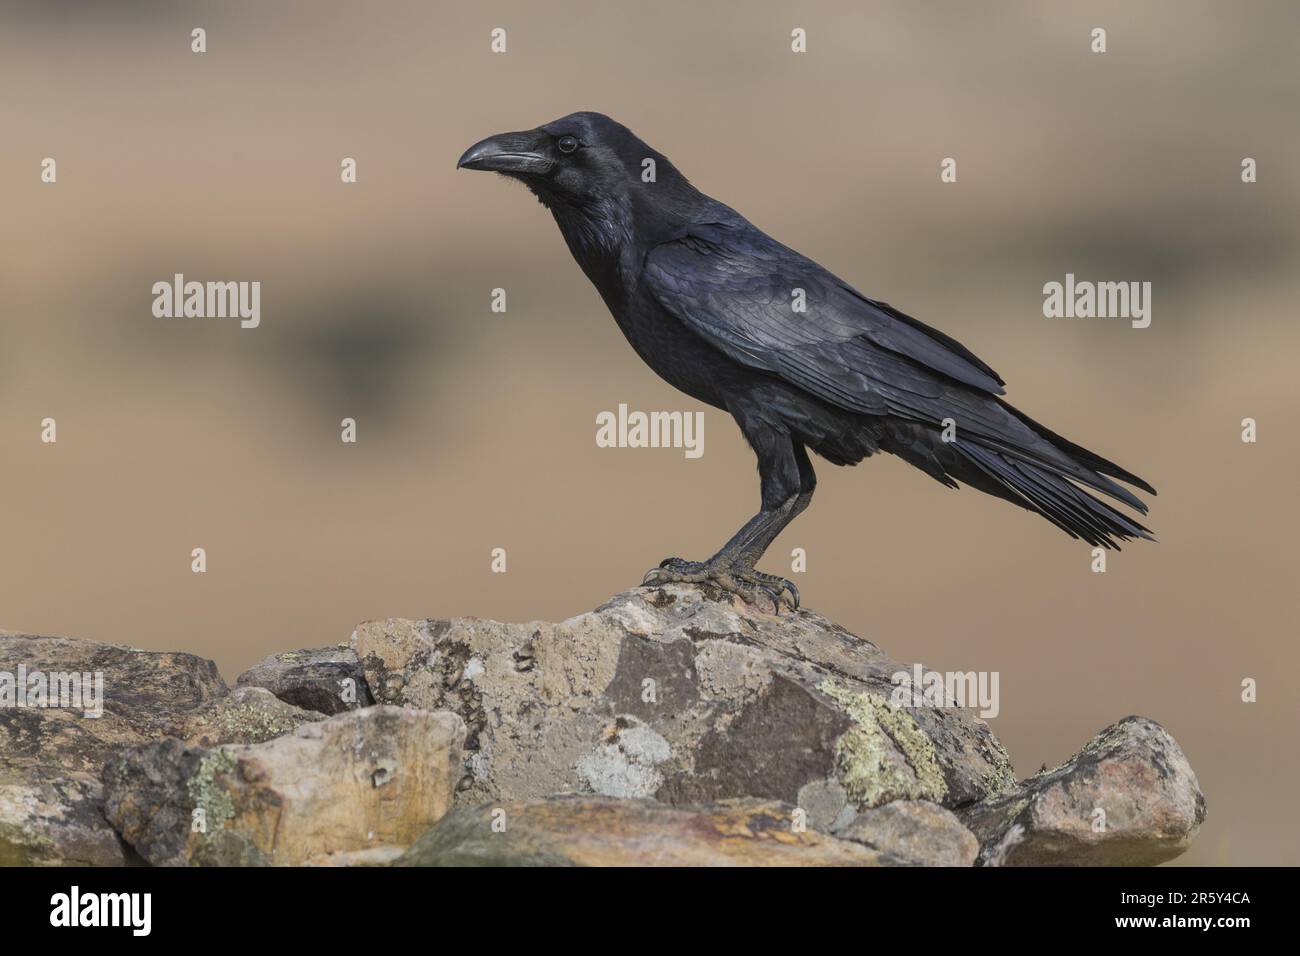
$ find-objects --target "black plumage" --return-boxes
[458,112,1154,608]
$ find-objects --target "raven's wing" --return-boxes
[642,220,1006,409]
[642,219,1154,512]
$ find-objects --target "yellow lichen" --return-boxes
[186,749,238,833]
[819,680,947,808]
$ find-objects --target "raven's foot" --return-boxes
[641,557,800,612]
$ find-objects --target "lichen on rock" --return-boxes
[354,584,1014,816]
[819,680,946,808]
[186,748,238,834]
[1,588,1207,867]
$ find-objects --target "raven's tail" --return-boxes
[951,442,1154,549]
[882,410,1155,550]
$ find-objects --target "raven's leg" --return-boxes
[742,442,816,603]
[642,424,815,611]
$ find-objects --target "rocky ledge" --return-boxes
[0,587,1205,866]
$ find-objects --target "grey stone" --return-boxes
[179,686,323,747]
[352,585,1019,816]
[960,716,1207,866]
[834,799,979,866]
[0,631,228,865]
[2,594,1207,868]
[235,643,372,716]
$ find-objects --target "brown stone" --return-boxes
[399,796,906,866]
[102,705,465,866]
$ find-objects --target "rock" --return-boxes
[306,845,406,867]
[0,632,230,769]
[179,686,323,746]
[1,631,228,865]
[0,775,130,867]
[101,705,465,866]
[833,800,978,866]
[959,716,1207,866]
[353,586,1018,824]
[3,596,1208,868]
[236,643,372,716]
[399,796,907,866]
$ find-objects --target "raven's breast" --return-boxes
[596,282,746,411]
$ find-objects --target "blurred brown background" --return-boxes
[2,1,1297,864]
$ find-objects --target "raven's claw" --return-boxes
[642,558,800,613]
[748,569,800,610]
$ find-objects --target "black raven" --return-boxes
[458,112,1154,610]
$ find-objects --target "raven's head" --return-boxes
[457,112,696,252]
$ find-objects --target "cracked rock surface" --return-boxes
[959,716,1207,866]
[354,585,1019,822]
[1,631,228,865]
[102,706,464,866]
[2,588,1206,866]
[399,796,909,866]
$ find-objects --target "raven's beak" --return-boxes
[456,130,553,174]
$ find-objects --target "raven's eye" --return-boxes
[557,135,579,154]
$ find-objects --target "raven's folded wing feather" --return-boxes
[643,221,1006,397]
[642,220,1154,515]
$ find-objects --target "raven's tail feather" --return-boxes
[954,442,1154,549]
[880,419,1155,550]
[994,398,1157,496]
